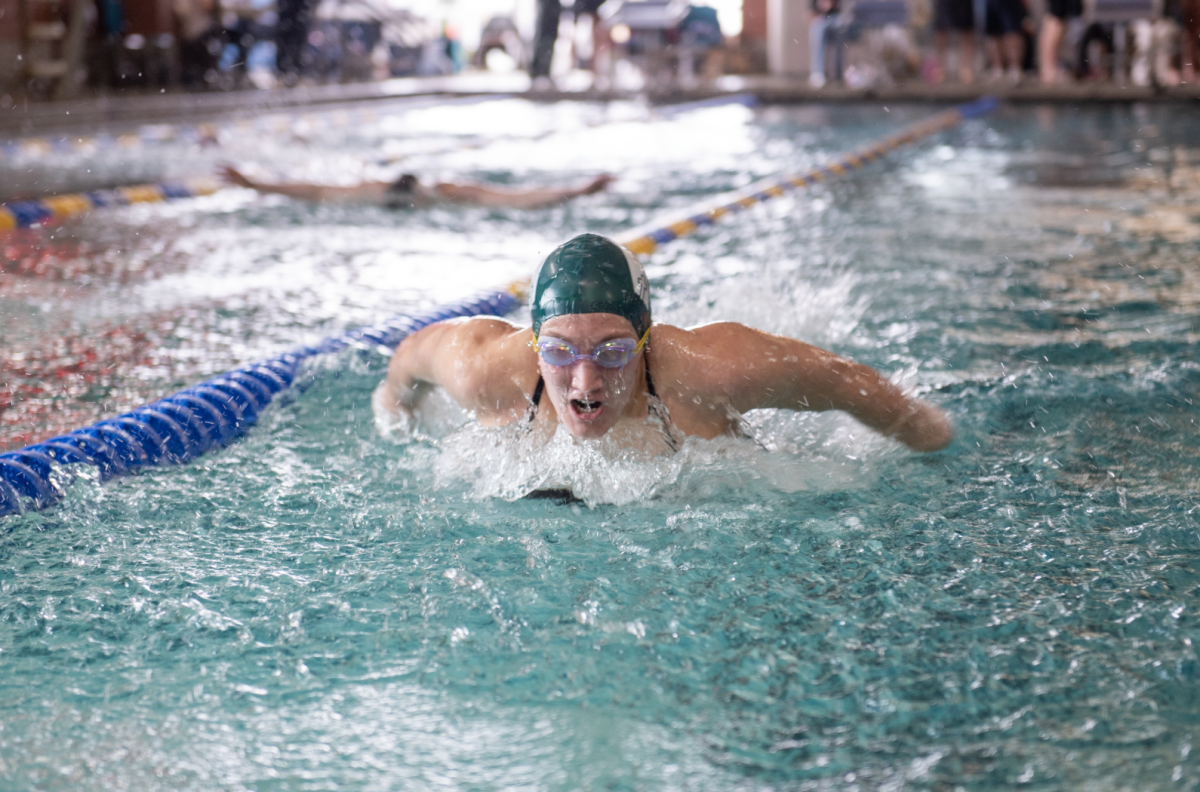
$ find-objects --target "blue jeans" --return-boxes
[810,14,839,80]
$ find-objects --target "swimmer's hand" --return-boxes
[372,380,416,436]
[581,173,616,195]
[218,164,256,190]
[886,401,954,452]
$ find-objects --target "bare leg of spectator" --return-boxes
[934,30,950,82]
[1004,31,1024,79]
[959,31,975,82]
[934,0,976,82]
[1039,14,1065,82]
[1183,0,1200,81]
[985,34,1003,77]
[1153,18,1180,84]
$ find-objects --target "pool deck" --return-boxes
[2,70,1198,138]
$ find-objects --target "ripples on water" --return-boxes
[1,101,1199,790]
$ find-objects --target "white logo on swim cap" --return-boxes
[620,244,651,313]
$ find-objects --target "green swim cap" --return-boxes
[531,233,651,338]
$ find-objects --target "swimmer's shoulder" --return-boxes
[414,315,532,359]
[647,323,749,437]
[432,314,520,332]
[649,321,754,376]
[646,323,732,398]
[650,322,782,398]
[434,317,538,420]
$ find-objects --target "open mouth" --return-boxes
[570,398,603,418]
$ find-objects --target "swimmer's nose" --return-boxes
[568,359,605,396]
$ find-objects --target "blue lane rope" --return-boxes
[0,285,522,518]
[0,179,221,230]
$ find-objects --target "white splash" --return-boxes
[374,380,888,507]
[430,414,879,507]
[435,421,673,506]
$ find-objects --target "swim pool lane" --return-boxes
[1,101,1199,789]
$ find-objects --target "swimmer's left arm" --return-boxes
[665,323,954,452]
[432,175,614,210]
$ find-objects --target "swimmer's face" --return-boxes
[537,313,644,439]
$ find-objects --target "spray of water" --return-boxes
[374,377,883,506]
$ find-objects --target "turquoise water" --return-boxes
[2,100,1200,789]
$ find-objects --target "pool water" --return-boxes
[2,99,1199,790]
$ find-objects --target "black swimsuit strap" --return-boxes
[532,374,546,408]
[644,353,659,398]
[643,350,680,452]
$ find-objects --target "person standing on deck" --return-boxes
[809,0,841,87]
[984,0,1028,82]
[1183,0,1200,82]
[933,0,977,83]
[276,0,316,85]
[377,234,955,453]
[531,0,563,86]
[1038,0,1082,82]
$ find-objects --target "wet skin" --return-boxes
[534,314,648,439]
[380,312,954,451]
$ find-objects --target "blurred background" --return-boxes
[3,0,1200,101]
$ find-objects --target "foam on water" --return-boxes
[430,419,877,506]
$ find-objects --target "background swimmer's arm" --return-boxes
[219,165,391,203]
[670,323,954,452]
[382,318,534,425]
[431,174,614,209]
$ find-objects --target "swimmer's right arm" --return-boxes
[382,318,535,424]
[219,165,391,203]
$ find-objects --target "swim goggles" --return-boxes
[532,328,650,369]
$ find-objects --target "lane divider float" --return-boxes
[0,178,221,230]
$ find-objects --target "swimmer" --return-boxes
[218,165,614,210]
[378,233,954,453]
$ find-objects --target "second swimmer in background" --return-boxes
[219,165,614,210]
